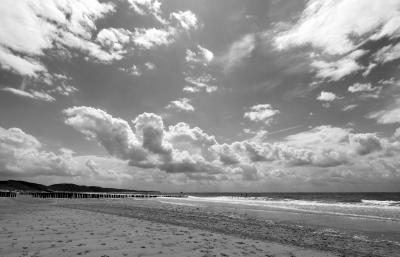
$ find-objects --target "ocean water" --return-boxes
[158,192,400,244]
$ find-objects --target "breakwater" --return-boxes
[0,191,17,197]
[18,192,186,199]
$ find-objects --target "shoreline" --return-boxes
[58,198,399,257]
[1,197,399,256]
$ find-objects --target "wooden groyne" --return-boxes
[19,192,187,199]
[0,191,17,197]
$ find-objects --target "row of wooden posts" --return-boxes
[0,192,17,197]
[1,191,187,198]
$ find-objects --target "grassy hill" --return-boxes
[0,180,159,193]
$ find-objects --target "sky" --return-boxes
[1,0,400,192]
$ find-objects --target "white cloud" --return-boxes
[367,99,400,123]
[0,127,89,177]
[348,83,382,98]
[51,84,78,96]
[185,74,217,93]
[394,128,400,138]
[183,86,201,93]
[145,62,155,70]
[0,0,115,76]
[132,27,175,49]
[374,42,400,63]
[2,87,55,102]
[342,104,358,111]
[126,0,161,16]
[186,45,214,65]
[317,91,337,101]
[349,83,380,93]
[221,34,256,73]
[170,11,198,31]
[274,0,400,80]
[284,126,351,150]
[310,50,366,81]
[244,104,280,123]
[362,63,377,77]
[166,98,195,112]
[62,107,400,186]
[275,0,400,55]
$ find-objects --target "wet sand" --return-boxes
[0,197,398,256]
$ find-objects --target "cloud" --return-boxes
[2,87,55,102]
[342,104,358,111]
[275,0,400,55]
[120,65,142,76]
[284,126,351,150]
[274,1,400,80]
[310,50,366,81]
[166,98,195,112]
[126,0,162,16]
[348,83,382,98]
[221,34,256,73]
[183,86,201,93]
[244,104,279,123]
[0,127,89,177]
[374,42,400,64]
[0,0,115,76]
[63,107,400,187]
[317,91,338,101]
[170,11,198,31]
[184,74,217,93]
[64,107,355,176]
[132,28,175,49]
[367,99,400,124]
[145,62,155,70]
[186,45,214,65]
[394,128,400,138]
[64,106,147,162]
[349,133,383,156]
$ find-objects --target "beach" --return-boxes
[1,196,399,256]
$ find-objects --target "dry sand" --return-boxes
[0,196,396,257]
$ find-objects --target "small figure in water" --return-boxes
[246,193,247,197]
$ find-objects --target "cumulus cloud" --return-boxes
[132,28,175,49]
[349,133,383,155]
[349,83,380,93]
[145,62,155,70]
[317,91,338,101]
[63,107,400,186]
[166,98,195,112]
[63,107,357,176]
[0,127,89,177]
[186,45,214,65]
[184,74,217,93]
[244,104,279,123]
[348,83,382,98]
[170,11,198,31]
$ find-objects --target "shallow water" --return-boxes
[158,194,400,245]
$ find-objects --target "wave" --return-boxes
[361,200,400,207]
[187,195,400,208]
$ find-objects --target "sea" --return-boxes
[157,192,400,245]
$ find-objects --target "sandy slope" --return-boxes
[0,197,339,257]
